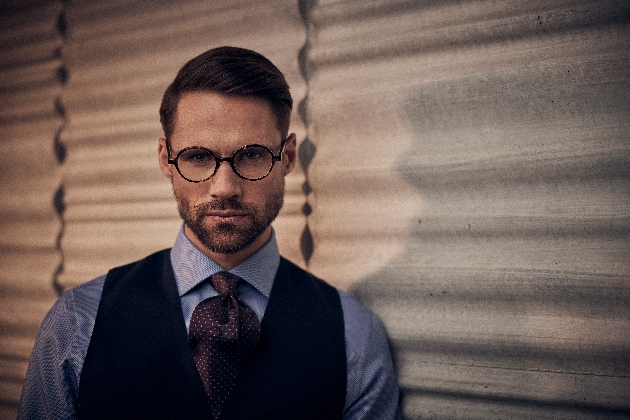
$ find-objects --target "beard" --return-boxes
[176,190,284,254]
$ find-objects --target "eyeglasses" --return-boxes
[168,140,286,182]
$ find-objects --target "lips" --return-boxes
[205,210,249,224]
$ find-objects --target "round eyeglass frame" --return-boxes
[167,140,287,183]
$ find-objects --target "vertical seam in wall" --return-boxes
[52,0,68,296]
[297,0,318,266]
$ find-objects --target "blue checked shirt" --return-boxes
[18,227,402,419]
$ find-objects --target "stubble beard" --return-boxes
[176,190,284,255]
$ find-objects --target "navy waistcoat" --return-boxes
[78,250,346,419]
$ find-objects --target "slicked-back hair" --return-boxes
[159,46,293,147]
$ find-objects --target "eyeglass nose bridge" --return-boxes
[212,155,246,180]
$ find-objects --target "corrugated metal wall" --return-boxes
[0,2,63,418]
[1,0,628,418]
[310,1,630,418]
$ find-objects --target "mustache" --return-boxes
[193,199,253,213]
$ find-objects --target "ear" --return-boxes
[158,138,173,179]
[282,133,297,175]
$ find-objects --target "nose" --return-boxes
[208,160,242,199]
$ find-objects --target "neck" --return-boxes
[183,225,272,271]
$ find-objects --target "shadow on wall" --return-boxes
[350,61,630,419]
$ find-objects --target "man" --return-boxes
[18,46,402,419]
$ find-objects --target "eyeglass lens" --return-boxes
[176,146,275,181]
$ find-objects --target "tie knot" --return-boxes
[210,271,239,295]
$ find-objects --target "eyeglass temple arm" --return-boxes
[274,138,288,161]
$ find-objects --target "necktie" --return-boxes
[188,271,262,419]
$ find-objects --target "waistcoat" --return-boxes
[77,250,346,419]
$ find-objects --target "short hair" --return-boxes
[159,46,293,145]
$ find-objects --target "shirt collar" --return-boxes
[170,224,279,298]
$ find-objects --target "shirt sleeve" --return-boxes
[340,291,403,420]
[17,277,104,420]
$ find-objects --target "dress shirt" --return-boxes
[18,226,402,419]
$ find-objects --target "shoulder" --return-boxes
[338,290,390,357]
[338,290,378,324]
[44,276,106,328]
[338,290,403,419]
[41,275,107,349]
[106,249,171,279]
[277,257,390,350]
[21,275,107,400]
[62,249,169,310]
[64,275,107,309]
[278,257,321,282]
[280,258,389,350]
[278,257,340,299]
[35,272,115,363]
[278,258,384,337]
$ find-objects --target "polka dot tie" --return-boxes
[188,272,261,419]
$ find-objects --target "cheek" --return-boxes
[172,179,206,203]
[251,175,285,200]
[240,175,278,197]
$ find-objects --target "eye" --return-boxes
[243,150,263,160]
[179,148,214,165]
[191,153,210,162]
[236,147,267,163]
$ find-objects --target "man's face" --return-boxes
[158,91,296,265]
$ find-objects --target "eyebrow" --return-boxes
[171,139,286,156]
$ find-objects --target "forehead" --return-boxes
[171,91,280,151]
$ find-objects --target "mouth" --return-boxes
[205,210,249,224]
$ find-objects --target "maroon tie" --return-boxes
[188,271,261,419]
